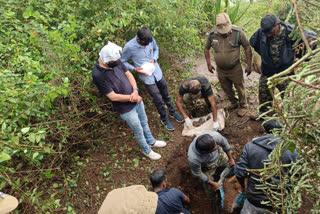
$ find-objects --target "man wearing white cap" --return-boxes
[92,41,167,160]
[205,13,252,117]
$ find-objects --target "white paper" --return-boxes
[141,62,155,76]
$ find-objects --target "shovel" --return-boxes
[217,166,233,208]
[217,166,246,209]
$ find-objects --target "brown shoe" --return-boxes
[237,108,247,117]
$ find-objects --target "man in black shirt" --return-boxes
[176,75,219,130]
[92,41,166,160]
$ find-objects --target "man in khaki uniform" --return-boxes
[205,13,252,117]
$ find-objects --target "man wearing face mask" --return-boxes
[121,26,184,131]
[205,13,252,118]
[92,41,167,160]
[249,14,317,120]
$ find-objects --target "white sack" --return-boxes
[182,109,226,137]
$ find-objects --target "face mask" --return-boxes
[137,38,150,46]
[107,60,119,68]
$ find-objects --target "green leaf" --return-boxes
[1,122,6,132]
[21,127,30,134]
[36,135,41,143]
[23,6,33,19]
[33,152,39,159]
[0,181,7,189]
[12,136,19,145]
[40,170,54,178]
[287,142,296,153]
[0,152,11,163]
[28,133,36,143]
[44,147,51,153]
[132,158,139,168]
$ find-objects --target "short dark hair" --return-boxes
[137,26,153,44]
[150,169,166,189]
[196,134,216,153]
[263,120,284,134]
[261,14,280,33]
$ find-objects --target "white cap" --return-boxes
[99,41,122,64]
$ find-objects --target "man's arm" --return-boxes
[207,95,217,121]
[244,45,252,76]
[234,144,250,189]
[125,71,139,102]
[239,30,252,76]
[204,47,215,73]
[183,194,190,203]
[189,161,220,191]
[226,150,236,167]
[106,91,133,102]
[151,38,159,61]
[121,45,147,75]
[120,45,135,71]
[189,161,209,183]
[209,132,234,165]
[176,95,188,119]
[249,30,261,55]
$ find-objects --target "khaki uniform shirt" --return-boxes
[205,25,249,70]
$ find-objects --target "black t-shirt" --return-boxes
[179,75,214,98]
[92,60,136,115]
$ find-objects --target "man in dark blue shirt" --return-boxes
[234,120,298,213]
[92,41,167,160]
[150,170,191,214]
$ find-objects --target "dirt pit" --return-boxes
[163,110,263,214]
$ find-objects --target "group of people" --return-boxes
[97,121,297,214]
[92,12,316,214]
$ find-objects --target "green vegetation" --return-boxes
[251,1,320,213]
[0,0,319,213]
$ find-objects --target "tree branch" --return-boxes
[288,76,320,90]
[294,0,311,51]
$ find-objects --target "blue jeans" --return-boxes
[120,101,155,154]
[145,77,175,121]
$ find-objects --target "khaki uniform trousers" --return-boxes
[217,63,247,108]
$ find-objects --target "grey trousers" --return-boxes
[144,77,176,121]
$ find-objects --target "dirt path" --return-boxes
[60,57,264,214]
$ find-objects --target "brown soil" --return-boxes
[55,57,264,214]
